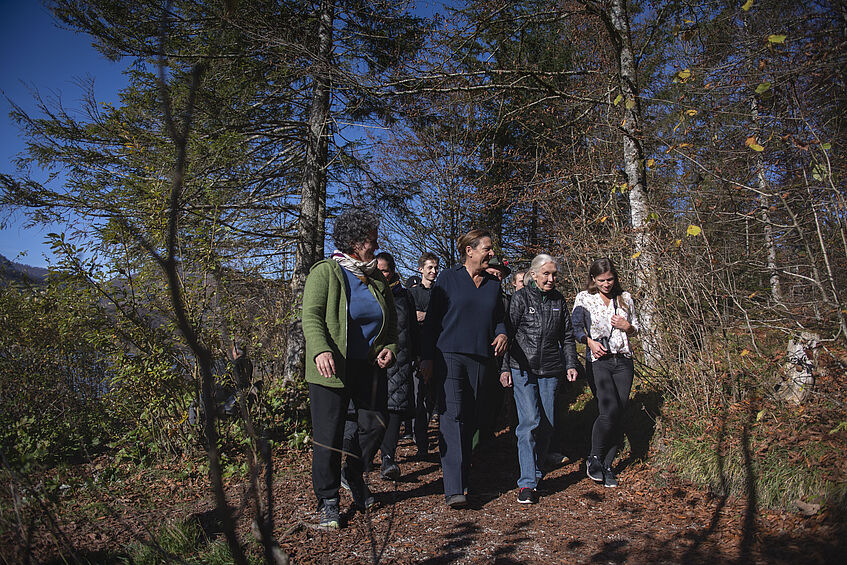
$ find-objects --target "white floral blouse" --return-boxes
[571,290,639,361]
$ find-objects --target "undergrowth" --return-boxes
[121,519,261,565]
[656,397,847,511]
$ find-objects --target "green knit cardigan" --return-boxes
[302,259,398,387]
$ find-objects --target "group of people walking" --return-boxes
[302,209,639,529]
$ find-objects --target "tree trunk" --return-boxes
[594,0,661,363]
[284,0,334,385]
[750,64,783,304]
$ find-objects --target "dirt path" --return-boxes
[270,432,843,564]
[3,429,843,564]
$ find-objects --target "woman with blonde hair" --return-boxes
[420,229,508,508]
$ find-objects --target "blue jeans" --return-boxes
[511,368,559,490]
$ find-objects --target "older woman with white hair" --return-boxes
[500,253,579,504]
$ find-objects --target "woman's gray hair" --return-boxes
[333,208,380,253]
[529,253,557,275]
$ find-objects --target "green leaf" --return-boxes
[613,94,623,106]
[742,0,754,11]
[768,34,787,44]
[625,98,636,109]
[755,82,771,94]
[687,224,702,236]
[829,421,847,435]
[812,164,826,181]
[821,142,831,151]
[750,143,765,152]
[678,68,692,80]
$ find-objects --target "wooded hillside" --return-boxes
[1,1,844,563]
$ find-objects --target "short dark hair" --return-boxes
[375,251,396,274]
[333,209,380,254]
[456,229,492,261]
[418,252,439,269]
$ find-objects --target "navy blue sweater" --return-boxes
[421,265,507,359]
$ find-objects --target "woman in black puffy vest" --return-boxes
[375,252,418,480]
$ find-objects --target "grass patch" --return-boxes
[656,400,847,511]
[122,519,260,565]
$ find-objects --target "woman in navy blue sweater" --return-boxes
[420,229,508,508]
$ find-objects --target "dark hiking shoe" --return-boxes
[446,494,467,508]
[380,455,401,481]
[346,469,376,511]
[586,455,604,482]
[319,498,340,529]
[603,466,619,488]
[517,488,539,504]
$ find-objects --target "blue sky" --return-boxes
[1,1,444,270]
[0,1,126,267]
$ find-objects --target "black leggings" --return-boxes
[588,355,634,467]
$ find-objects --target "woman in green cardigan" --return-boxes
[302,208,397,530]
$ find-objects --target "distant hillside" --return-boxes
[0,254,48,285]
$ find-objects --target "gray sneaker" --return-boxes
[446,494,467,508]
[319,498,340,529]
[586,455,604,482]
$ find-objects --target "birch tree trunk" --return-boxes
[752,94,782,304]
[284,0,333,385]
[590,0,661,363]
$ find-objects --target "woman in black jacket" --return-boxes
[376,252,417,480]
[500,254,579,504]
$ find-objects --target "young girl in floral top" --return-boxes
[571,258,639,487]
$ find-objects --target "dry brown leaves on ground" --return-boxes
[2,427,844,564]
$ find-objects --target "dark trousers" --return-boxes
[379,412,403,460]
[309,359,387,504]
[413,373,434,453]
[436,351,487,499]
[475,359,504,448]
[588,355,634,467]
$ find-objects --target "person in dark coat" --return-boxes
[420,230,508,508]
[375,252,418,480]
[407,252,439,457]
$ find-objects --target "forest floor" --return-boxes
[2,422,844,565]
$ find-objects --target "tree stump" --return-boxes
[778,332,819,404]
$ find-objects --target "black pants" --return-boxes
[476,359,504,448]
[379,412,404,460]
[588,355,634,467]
[309,359,387,504]
[436,351,487,499]
[413,373,434,453]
